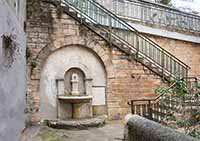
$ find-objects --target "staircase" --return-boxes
[44,0,190,81]
[128,77,200,122]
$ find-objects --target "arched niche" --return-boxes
[64,68,86,96]
[40,45,107,119]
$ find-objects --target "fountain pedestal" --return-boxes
[57,69,93,120]
[58,95,93,119]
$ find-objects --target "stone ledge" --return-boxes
[41,115,107,130]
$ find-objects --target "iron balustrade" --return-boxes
[61,0,189,79]
[95,0,200,33]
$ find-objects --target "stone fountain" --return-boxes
[56,68,93,119]
[47,68,106,129]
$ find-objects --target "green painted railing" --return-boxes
[62,0,190,79]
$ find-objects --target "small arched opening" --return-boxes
[64,68,86,96]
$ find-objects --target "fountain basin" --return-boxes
[58,95,93,103]
[58,95,93,119]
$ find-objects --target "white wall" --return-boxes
[171,0,200,13]
[6,0,26,26]
[0,0,26,141]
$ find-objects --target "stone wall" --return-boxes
[0,0,26,140]
[26,1,164,122]
[147,35,200,77]
[26,0,200,123]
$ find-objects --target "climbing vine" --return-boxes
[155,76,200,139]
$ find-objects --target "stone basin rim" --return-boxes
[58,95,93,100]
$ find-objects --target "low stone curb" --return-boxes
[41,116,106,130]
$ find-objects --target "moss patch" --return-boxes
[38,127,66,141]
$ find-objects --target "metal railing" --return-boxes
[95,0,200,32]
[62,0,189,79]
[128,77,200,122]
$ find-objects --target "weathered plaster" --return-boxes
[0,0,26,141]
[39,45,107,119]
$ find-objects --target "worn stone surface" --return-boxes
[124,115,198,141]
[43,115,106,129]
[21,120,124,141]
[0,0,26,141]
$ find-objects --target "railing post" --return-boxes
[148,100,152,119]
[108,16,112,45]
[136,35,139,62]
[161,49,165,80]
[131,101,134,114]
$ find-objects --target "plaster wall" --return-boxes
[40,46,106,119]
[6,0,26,26]
[0,0,26,140]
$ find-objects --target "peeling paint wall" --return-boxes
[0,0,26,141]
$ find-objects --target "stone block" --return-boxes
[124,115,198,141]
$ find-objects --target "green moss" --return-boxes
[38,127,65,141]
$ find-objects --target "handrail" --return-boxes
[128,82,176,104]
[183,76,200,81]
[91,0,190,69]
[128,77,200,121]
[62,0,190,79]
[137,0,200,18]
[96,0,200,32]
[128,77,200,104]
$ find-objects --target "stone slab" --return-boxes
[41,115,107,129]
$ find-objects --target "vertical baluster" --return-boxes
[166,55,169,72]
[145,103,148,117]
[155,102,158,121]
[160,101,164,121]
[144,40,147,55]
[141,4,143,21]
[142,104,146,117]
[136,35,139,60]
[171,57,174,75]
[198,19,200,31]
[137,4,139,19]
[132,3,134,18]
[151,103,154,120]
[175,61,178,76]
[108,15,112,42]
[152,45,155,61]
[141,38,144,53]
[155,48,158,63]
[131,101,134,114]
[149,44,152,59]
[136,105,141,115]
[148,100,152,119]
[147,42,150,57]
[161,50,165,78]
[126,31,129,42]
